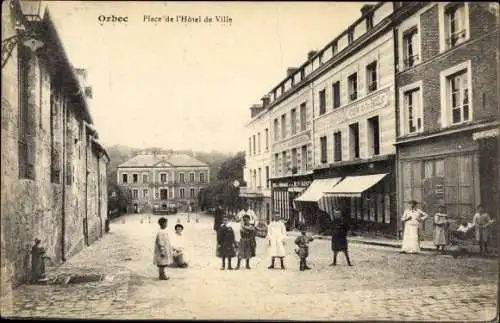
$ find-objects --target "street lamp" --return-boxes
[2,0,45,69]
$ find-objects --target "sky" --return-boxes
[45,1,368,153]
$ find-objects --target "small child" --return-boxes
[153,217,173,280]
[294,226,314,271]
[170,224,188,268]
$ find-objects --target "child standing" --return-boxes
[153,217,173,280]
[170,224,188,268]
[294,226,314,271]
[216,216,236,270]
[433,205,449,253]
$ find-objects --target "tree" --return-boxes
[217,151,245,182]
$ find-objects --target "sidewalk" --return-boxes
[287,230,436,251]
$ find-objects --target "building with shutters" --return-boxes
[393,2,499,239]
[117,154,210,212]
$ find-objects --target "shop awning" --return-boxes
[323,173,388,198]
[294,178,343,202]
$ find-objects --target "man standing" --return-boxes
[213,201,225,231]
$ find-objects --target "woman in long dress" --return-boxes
[266,214,287,270]
[433,206,449,254]
[401,200,429,254]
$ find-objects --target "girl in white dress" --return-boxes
[401,200,429,254]
[266,214,287,269]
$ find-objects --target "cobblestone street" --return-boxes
[1,213,498,321]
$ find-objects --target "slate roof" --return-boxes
[118,154,208,168]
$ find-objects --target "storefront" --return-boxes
[271,174,313,231]
[312,155,397,237]
[396,123,499,240]
[239,188,272,224]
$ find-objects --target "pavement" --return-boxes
[1,212,498,321]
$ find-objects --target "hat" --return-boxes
[174,224,184,230]
[242,214,250,220]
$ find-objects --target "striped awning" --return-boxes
[294,178,343,203]
[323,174,388,198]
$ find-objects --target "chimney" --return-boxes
[361,4,375,15]
[250,104,265,118]
[286,67,298,76]
[307,50,318,60]
[261,95,270,107]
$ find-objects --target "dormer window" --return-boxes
[366,13,374,30]
[348,28,354,44]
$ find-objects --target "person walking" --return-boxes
[472,205,495,256]
[330,207,352,266]
[235,214,256,269]
[400,200,429,254]
[216,216,236,270]
[433,205,449,254]
[153,217,173,280]
[266,214,287,270]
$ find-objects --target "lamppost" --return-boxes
[2,0,45,69]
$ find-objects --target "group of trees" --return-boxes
[104,145,245,216]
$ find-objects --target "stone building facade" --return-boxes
[1,0,109,295]
[394,2,499,238]
[117,154,210,212]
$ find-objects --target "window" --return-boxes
[447,69,470,124]
[200,172,205,182]
[348,73,358,101]
[402,87,423,134]
[366,61,378,93]
[133,174,138,183]
[252,135,256,155]
[332,41,338,55]
[403,27,419,68]
[257,132,261,153]
[143,189,148,198]
[180,188,185,198]
[281,114,286,139]
[291,148,297,171]
[366,14,374,30]
[274,153,279,176]
[160,173,167,183]
[132,189,138,199]
[50,89,61,183]
[333,131,342,162]
[18,45,35,180]
[349,123,360,159]
[301,145,308,171]
[190,172,195,182]
[253,170,257,188]
[291,108,297,135]
[368,116,380,156]
[190,188,195,197]
[265,166,270,188]
[320,136,327,163]
[444,3,468,49]
[248,137,252,156]
[258,168,262,187]
[274,118,279,141]
[347,28,354,44]
[299,103,307,131]
[265,128,269,150]
[179,173,185,183]
[319,89,326,115]
[332,81,341,109]
[143,174,148,184]
[282,151,287,174]
[122,173,128,184]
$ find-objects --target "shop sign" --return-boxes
[272,130,311,151]
[333,88,390,124]
[272,179,312,188]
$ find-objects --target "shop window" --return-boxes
[349,123,360,159]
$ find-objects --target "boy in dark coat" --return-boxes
[294,225,314,271]
[216,216,236,270]
[330,208,352,266]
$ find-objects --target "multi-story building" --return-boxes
[393,2,499,238]
[117,154,210,212]
[240,102,273,223]
[1,0,109,294]
[310,3,397,236]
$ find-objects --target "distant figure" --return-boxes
[330,207,352,266]
[433,205,449,253]
[473,205,495,256]
[235,214,256,269]
[170,224,188,268]
[216,216,236,270]
[213,202,224,231]
[400,200,429,254]
[237,205,256,225]
[266,214,287,270]
[153,217,173,280]
[294,225,314,271]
